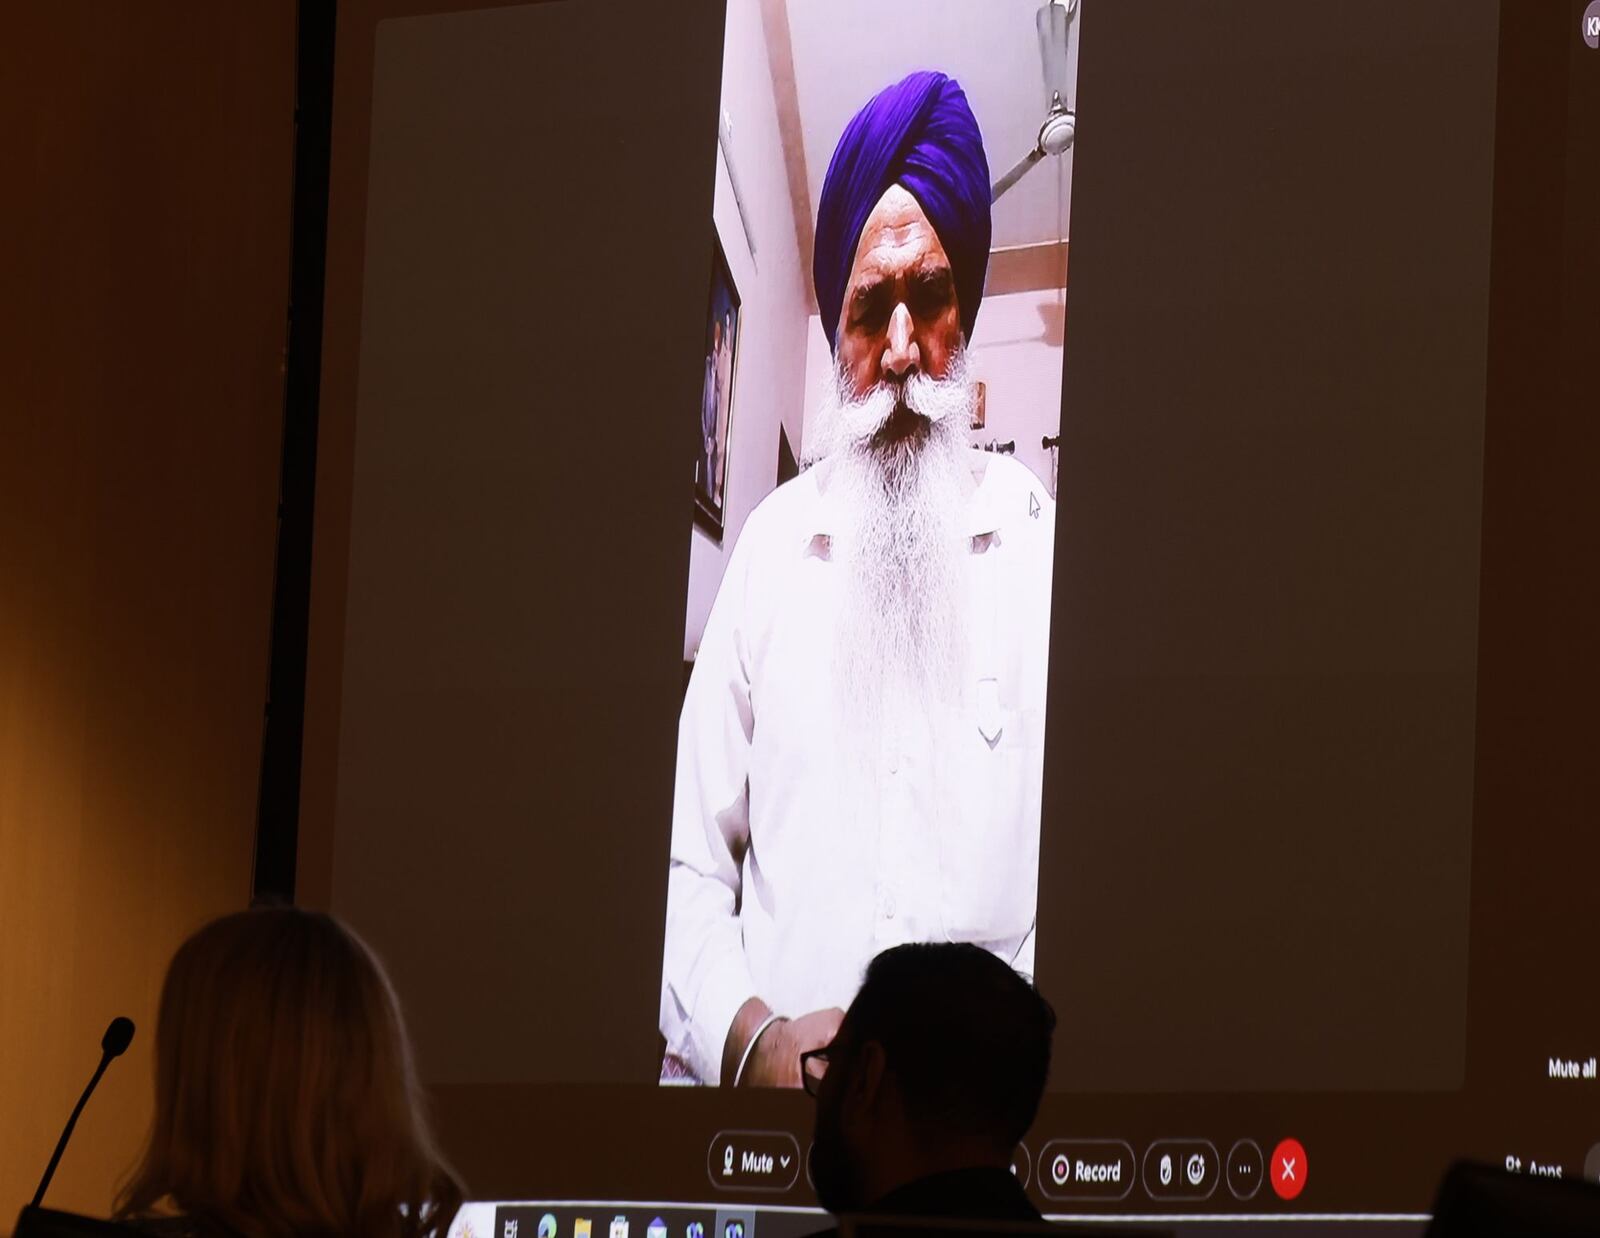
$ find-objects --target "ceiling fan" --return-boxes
[991,0,1079,204]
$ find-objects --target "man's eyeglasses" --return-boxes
[800,1048,830,1097]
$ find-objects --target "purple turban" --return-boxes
[813,70,992,353]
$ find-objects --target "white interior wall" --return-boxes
[681,0,813,661]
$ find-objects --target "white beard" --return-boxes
[805,352,976,766]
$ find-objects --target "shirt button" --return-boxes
[883,891,897,919]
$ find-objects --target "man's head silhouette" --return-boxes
[807,943,1055,1214]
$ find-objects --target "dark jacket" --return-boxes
[812,1167,1049,1238]
[868,1167,1044,1223]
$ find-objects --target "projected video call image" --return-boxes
[659,3,1079,1086]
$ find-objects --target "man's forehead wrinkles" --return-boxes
[862,216,931,251]
[853,239,948,284]
[878,219,927,246]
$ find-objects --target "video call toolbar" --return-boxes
[699,1131,1311,1206]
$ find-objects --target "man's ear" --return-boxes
[845,1039,888,1121]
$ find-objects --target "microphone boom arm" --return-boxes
[30,1017,136,1209]
[31,1057,111,1207]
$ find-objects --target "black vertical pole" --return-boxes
[253,0,337,903]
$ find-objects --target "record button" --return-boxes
[1037,1140,1137,1201]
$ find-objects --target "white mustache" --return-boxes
[815,357,975,457]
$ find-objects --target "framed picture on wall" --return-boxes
[693,234,742,541]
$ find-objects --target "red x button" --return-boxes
[1270,1138,1307,1201]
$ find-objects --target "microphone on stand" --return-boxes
[30,1017,137,1209]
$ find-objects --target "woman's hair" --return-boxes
[116,907,463,1238]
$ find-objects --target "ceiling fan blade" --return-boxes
[1036,0,1075,103]
[992,147,1044,204]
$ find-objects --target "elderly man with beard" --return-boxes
[660,71,1055,1087]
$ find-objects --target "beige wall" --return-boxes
[681,0,815,661]
[0,3,293,1226]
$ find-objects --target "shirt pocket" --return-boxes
[934,696,1044,943]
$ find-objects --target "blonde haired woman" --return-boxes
[117,907,463,1238]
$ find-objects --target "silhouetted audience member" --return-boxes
[806,943,1055,1225]
[1427,1161,1600,1238]
[114,907,463,1238]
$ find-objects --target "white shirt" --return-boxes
[660,452,1055,1083]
